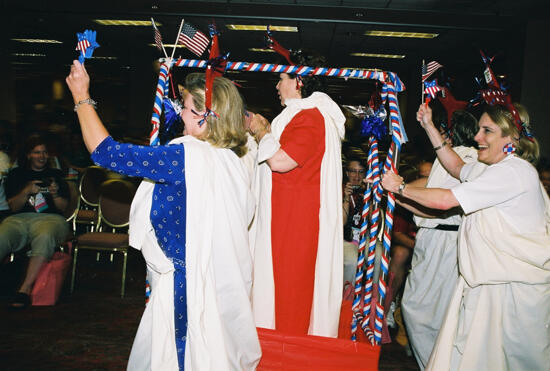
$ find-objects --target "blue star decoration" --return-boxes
[75,29,99,64]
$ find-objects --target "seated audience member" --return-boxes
[0,134,69,308]
[0,133,12,221]
[343,152,367,242]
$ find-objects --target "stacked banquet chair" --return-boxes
[70,178,137,297]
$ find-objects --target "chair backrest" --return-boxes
[64,180,80,220]
[98,179,137,228]
[79,166,108,207]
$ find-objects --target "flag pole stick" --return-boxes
[421,59,425,105]
[171,19,185,60]
[151,18,169,59]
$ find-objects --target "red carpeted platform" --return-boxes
[257,327,380,371]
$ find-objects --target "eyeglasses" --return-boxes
[346,168,366,175]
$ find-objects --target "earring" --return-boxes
[503,142,516,155]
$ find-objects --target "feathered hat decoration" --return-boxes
[75,29,99,64]
[473,50,534,141]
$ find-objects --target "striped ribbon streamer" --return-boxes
[150,61,171,146]
[360,137,381,343]
[372,78,405,344]
[350,177,371,341]
[171,58,389,82]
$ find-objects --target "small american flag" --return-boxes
[424,79,442,99]
[152,19,163,51]
[178,23,210,57]
[422,60,443,82]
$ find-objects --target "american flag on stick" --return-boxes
[151,18,167,57]
[178,23,210,57]
[422,60,443,82]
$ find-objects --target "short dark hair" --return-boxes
[20,133,48,168]
[280,50,327,98]
[450,110,478,147]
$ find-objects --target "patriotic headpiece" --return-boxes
[437,86,468,131]
[265,26,304,89]
[265,25,294,65]
[473,50,534,141]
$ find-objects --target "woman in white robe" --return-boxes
[382,103,550,371]
[399,111,486,370]
[66,61,261,370]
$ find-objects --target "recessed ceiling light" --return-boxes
[12,53,46,57]
[148,44,186,49]
[364,30,438,39]
[227,25,297,32]
[12,38,63,44]
[249,48,275,53]
[94,20,159,26]
[351,53,405,59]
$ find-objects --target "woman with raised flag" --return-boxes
[381,102,550,370]
[66,60,261,370]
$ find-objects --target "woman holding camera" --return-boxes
[1,134,69,308]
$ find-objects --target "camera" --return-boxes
[37,178,52,193]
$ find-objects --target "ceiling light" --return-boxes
[12,38,63,44]
[364,30,438,39]
[148,44,186,48]
[12,53,46,57]
[249,48,275,53]
[94,20,159,26]
[227,25,297,32]
[351,53,405,59]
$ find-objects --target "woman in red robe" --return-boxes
[249,52,346,337]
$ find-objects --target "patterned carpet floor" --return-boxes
[1,249,418,370]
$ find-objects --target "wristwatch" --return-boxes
[398,181,406,195]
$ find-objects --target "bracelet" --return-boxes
[433,141,447,151]
[74,98,97,112]
[398,181,406,195]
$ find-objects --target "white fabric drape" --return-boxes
[251,92,345,337]
[127,136,261,371]
[403,146,485,369]
[426,184,550,371]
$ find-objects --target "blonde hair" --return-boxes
[184,73,248,157]
[484,103,539,165]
